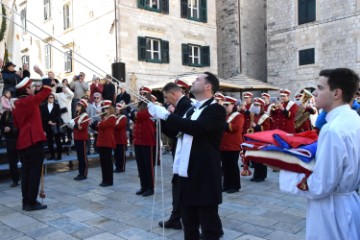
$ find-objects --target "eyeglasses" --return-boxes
[48,97,54,99]
[94,97,100,99]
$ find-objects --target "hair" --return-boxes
[319,68,360,103]
[76,104,87,115]
[105,106,115,116]
[204,72,220,94]
[230,103,238,113]
[162,82,182,93]
[2,90,11,97]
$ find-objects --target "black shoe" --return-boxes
[74,175,87,181]
[222,188,229,192]
[200,229,224,239]
[24,202,47,211]
[99,183,113,187]
[226,188,239,194]
[142,189,154,197]
[10,182,19,187]
[158,219,182,230]
[250,178,265,182]
[47,155,55,160]
[55,156,62,160]
[136,188,146,195]
[113,169,121,173]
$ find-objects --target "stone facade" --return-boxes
[216,0,267,81]
[267,0,360,95]
[14,0,217,89]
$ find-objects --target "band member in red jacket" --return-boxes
[114,102,128,173]
[270,89,298,133]
[13,77,52,211]
[71,99,90,181]
[220,96,245,193]
[95,100,116,187]
[240,92,253,134]
[249,97,271,182]
[133,86,156,197]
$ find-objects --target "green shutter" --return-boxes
[138,0,145,8]
[200,0,207,22]
[182,44,189,65]
[298,0,315,25]
[180,0,188,18]
[161,0,169,14]
[298,0,306,24]
[138,37,147,61]
[161,40,169,63]
[201,46,210,66]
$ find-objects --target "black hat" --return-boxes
[4,62,16,69]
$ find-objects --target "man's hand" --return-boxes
[4,127,11,133]
[34,65,44,77]
[147,103,170,120]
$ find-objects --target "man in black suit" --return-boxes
[159,82,192,230]
[40,94,62,160]
[115,86,131,104]
[148,72,226,240]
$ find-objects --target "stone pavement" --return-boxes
[0,153,307,240]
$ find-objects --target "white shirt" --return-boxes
[47,103,54,113]
[279,105,360,240]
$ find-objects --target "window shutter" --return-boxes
[182,44,190,65]
[161,0,169,14]
[308,0,316,22]
[180,0,188,18]
[161,40,170,63]
[201,46,210,66]
[298,0,306,25]
[138,37,147,61]
[63,5,66,30]
[138,0,145,8]
[200,0,207,22]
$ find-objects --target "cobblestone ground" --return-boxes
[0,153,306,240]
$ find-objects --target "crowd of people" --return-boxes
[0,62,360,239]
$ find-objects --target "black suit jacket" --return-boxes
[40,102,61,133]
[165,98,226,206]
[115,91,131,104]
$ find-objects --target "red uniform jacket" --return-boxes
[220,112,244,151]
[254,113,271,132]
[73,113,89,141]
[270,100,298,133]
[241,103,252,134]
[133,109,155,146]
[114,115,127,145]
[96,114,116,148]
[13,86,52,150]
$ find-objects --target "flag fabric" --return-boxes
[5,1,22,65]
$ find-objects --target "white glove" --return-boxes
[68,119,75,129]
[147,102,170,120]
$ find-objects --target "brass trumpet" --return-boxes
[247,112,255,134]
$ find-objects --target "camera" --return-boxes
[74,75,80,80]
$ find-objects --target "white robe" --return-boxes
[279,105,360,240]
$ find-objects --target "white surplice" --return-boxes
[279,105,360,240]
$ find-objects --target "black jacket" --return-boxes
[40,102,62,133]
[1,70,21,98]
[0,110,18,139]
[115,91,131,104]
[165,98,226,206]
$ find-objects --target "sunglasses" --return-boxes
[94,97,100,99]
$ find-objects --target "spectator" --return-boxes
[89,75,103,103]
[70,72,89,118]
[54,85,74,144]
[115,86,131,104]
[1,90,12,113]
[102,75,115,104]
[89,92,103,153]
[1,62,22,97]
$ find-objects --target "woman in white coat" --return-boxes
[54,85,74,144]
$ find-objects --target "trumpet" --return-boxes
[246,112,255,134]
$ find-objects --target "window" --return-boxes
[138,37,169,63]
[63,4,71,30]
[22,55,30,67]
[181,0,207,22]
[182,44,210,67]
[20,8,27,32]
[299,48,315,65]
[298,0,316,25]
[138,0,169,13]
[44,0,51,20]
[64,50,73,73]
[44,44,51,69]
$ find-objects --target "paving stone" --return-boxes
[115,227,162,240]
[63,209,100,222]
[47,217,89,234]
[0,212,42,228]
[265,230,304,240]
[0,225,24,239]
[84,232,125,240]
[35,230,79,240]
[72,226,105,239]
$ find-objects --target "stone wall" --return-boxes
[267,0,360,95]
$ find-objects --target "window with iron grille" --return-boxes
[63,4,71,30]
[21,8,27,32]
[22,55,30,68]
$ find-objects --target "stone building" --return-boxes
[216,0,267,82]
[267,0,360,95]
[10,0,217,89]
